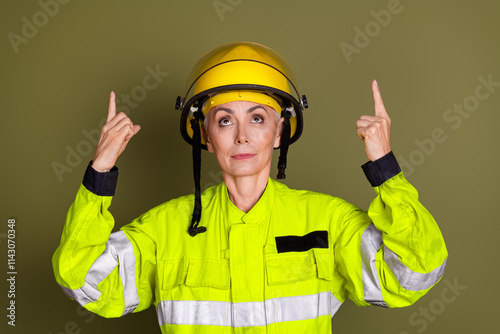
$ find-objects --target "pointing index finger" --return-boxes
[107,91,116,123]
[372,79,389,118]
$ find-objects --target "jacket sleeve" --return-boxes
[333,152,448,308]
[52,161,157,318]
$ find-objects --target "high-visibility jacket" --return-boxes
[52,152,448,334]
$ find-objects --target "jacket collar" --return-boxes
[219,177,276,225]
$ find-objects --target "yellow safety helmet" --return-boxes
[175,42,308,236]
[176,41,308,148]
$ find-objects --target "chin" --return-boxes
[223,163,268,177]
[226,168,262,177]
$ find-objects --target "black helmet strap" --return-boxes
[188,104,207,237]
[277,108,292,179]
[188,102,291,234]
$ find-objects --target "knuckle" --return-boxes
[121,116,133,125]
[117,112,130,122]
[117,125,129,133]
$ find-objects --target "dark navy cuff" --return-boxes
[82,160,119,196]
[361,151,401,187]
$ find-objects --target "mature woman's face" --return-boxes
[202,100,283,178]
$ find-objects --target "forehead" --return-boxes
[207,100,273,117]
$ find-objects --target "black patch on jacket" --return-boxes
[275,230,328,253]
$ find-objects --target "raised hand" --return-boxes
[91,91,141,172]
[356,79,392,162]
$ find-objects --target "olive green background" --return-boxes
[1,0,498,333]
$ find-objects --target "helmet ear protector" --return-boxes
[175,42,308,236]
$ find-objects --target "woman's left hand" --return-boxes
[356,79,392,162]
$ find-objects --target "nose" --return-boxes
[235,123,249,144]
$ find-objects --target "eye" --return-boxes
[252,114,264,123]
[218,117,232,126]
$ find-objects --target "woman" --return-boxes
[53,42,448,333]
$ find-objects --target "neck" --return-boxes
[223,167,271,213]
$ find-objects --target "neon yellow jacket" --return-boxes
[53,152,448,333]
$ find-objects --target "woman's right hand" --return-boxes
[91,91,141,173]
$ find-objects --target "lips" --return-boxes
[232,153,256,160]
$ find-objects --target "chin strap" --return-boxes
[277,108,292,179]
[188,104,206,237]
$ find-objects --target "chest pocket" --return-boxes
[265,248,333,285]
[161,258,230,290]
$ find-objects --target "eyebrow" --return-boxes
[213,105,268,117]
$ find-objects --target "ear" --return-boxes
[273,117,285,148]
[201,124,214,153]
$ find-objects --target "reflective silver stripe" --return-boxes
[156,291,342,327]
[236,301,265,326]
[360,224,388,307]
[58,231,139,315]
[59,244,118,306]
[330,293,342,317]
[384,245,447,291]
[59,281,100,305]
[360,223,448,302]
[158,300,232,326]
[109,231,140,314]
[265,291,333,325]
[85,241,119,290]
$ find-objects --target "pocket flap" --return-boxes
[266,252,315,285]
[185,259,230,290]
[161,258,186,290]
[313,249,333,281]
[266,249,334,285]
